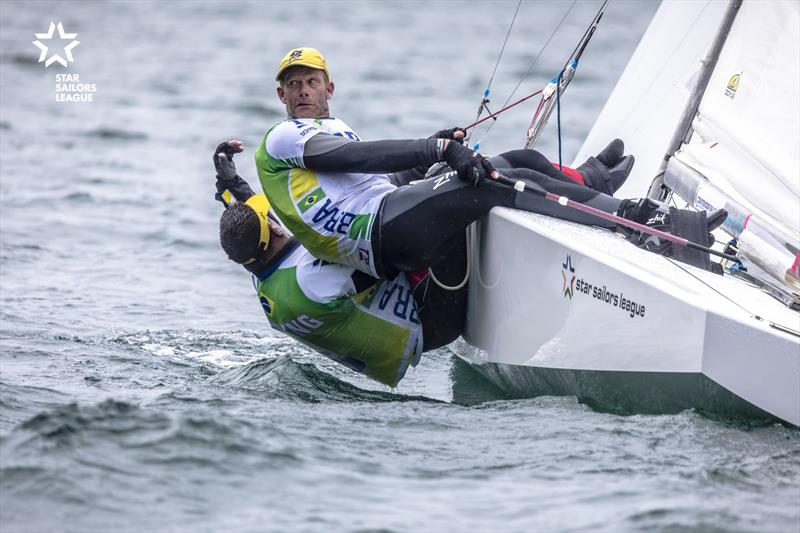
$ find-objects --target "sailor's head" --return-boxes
[275,47,334,119]
[219,194,285,273]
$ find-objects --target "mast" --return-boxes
[648,0,743,200]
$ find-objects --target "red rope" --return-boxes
[463,89,544,131]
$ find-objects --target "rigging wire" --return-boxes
[468,0,523,147]
[665,257,763,322]
[462,88,544,131]
[470,0,578,150]
[503,0,578,110]
[556,69,564,170]
[482,0,523,113]
[525,0,608,152]
[566,0,608,67]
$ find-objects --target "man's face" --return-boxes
[277,67,334,119]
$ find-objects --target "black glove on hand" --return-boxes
[430,127,465,144]
[442,141,496,187]
[616,198,674,256]
[214,141,240,182]
[213,141,254,206]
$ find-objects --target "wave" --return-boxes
[448,352,512,406]
[4,397,270,458]
[4,53,39,67]
[211,355,437,404]
[83,128,148,141]
[15,399,150,445]
[62,191,95,202]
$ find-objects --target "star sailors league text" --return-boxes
[32,22,98,102]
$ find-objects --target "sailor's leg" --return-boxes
[491,141,633,195]
[490,149,567,180]
[388,167,425,187]
[414,235,468,351]
[376,168,624,276]
[491,149,593,188]
[503,167,622,228]
[377,171,517,274]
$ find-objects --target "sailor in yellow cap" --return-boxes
[206,47,722,388]
[274,47,334,120]
[258,47,637,282]
[275,47,331,82]
[214,139,466,387]
[215,137,721,387]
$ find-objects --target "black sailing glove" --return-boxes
[618,198,728,259]
[442,141,497,187]
[213,141,254,206]
[616,198,674,256]
[429,127,466,144]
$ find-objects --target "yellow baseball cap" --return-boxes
[276,48,331,82]
[242,194,271,264]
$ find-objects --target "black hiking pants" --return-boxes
[380,154,623,351]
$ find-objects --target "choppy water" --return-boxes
[1,1,798,531]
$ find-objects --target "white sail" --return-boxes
[675,0,800,240]
[574,0,729,197]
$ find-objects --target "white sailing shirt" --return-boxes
[255,117,396,277]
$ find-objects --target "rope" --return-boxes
[525,0,607,151]
[666,256,761,320]
[503,0,577,109]
[469,0,523,148]
[471,0,577,150]
[429,228,471,291]
[485,0,522,96]
[556,68,564,170]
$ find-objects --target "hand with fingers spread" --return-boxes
[442,140,498,187]
[213,139,254,205]
[214,139,244,181]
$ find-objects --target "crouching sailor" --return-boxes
[212,138,725,387]
[214,142,467,387]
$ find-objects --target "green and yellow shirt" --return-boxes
[256,118,395,278]
[255,243,423,387]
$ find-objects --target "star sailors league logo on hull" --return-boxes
[561,254,576,299]
[32,22,79,68]
[559,252,648,318]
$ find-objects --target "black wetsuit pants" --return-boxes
[413,233,469,351]
[379,151,623,351]
[376,161,621,275]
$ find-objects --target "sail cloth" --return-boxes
[573,0,729,197]
[675,0,800,240]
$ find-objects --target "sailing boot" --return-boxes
[576,152,635,195]
[595,138,624,167]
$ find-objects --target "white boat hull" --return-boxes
[457,208,800,425]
